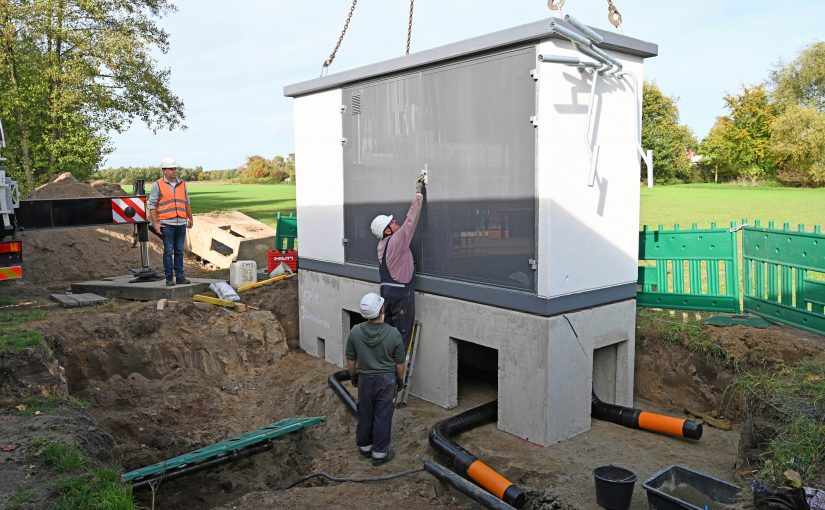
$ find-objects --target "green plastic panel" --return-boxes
[742,224,825,335]
[122,416,324,483]
[744,297,825,336]
[742,227,825,272]
[638,224,740,313]
[275,212,298,251]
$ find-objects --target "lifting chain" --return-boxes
[607,0,622,27]
[406,0,414,55]
[546,0,565,10]
[322,0,358,76]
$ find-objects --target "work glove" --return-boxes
[350,373,359,388]
[396,377,405,392]
[415,170,426,194]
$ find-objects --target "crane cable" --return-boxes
[321,0,415,76]
[406,0,414,55]
[546,0,622,28]
[321,0,358,76]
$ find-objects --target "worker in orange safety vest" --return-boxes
[148,156,194,286]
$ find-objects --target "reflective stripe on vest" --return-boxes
[156,178,188,220]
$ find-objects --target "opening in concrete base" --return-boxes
[455,338,498,408]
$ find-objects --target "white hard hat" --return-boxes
[160,156,177,169]
[360,292,385,320]
[370,214,393,239]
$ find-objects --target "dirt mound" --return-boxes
[28,172,102,199]
[91,180,128,196]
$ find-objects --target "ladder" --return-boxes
[396,320,421,407]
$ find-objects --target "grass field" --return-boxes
[126,182,296,228]
[640,183,825,230]
[129,182,825,231]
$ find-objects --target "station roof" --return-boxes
[284,17,657,98]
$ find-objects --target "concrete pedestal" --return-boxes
[299,269,635,446]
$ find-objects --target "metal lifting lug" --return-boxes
[340,105,347,113]
[530,69,539,81]
[342,238,349,244]
[341,137,348,145]
[529,259,538,270]
[530,116,538,127]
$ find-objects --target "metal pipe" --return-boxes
[573,42,613,73]
[329,370,358,416]
[549,20,592,48]
[538,54,580,65]
[563,15,604,45]
[590,45,622,74]
[424,461,517,510]
[429,401,526,508]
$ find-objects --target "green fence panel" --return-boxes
[638,223,740,312]
[742,222,825,335]
[275,211,298,251]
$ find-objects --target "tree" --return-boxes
[770,104,825,185]
[772,41,825,113]
[699,118,737,183]
[699,85,775,183]
[0,0,184,193]
[641,82,697,183]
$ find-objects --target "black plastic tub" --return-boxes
[642,465,740,510]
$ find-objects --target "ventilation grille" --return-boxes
[351,95,362,115]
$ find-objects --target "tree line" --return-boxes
[644,41,825,186]
[94,153,296,185]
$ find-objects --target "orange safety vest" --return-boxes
[155,178,188,220]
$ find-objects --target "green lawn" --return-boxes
[640,183,825,230]
[127,182,825,232]
[126,183,295,228]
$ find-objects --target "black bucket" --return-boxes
[593,465,637,510]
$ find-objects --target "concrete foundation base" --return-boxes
[72,275,222,301]
[299,269,635,446]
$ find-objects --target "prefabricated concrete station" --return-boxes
[285,17,657,446]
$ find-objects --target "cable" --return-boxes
[280,467,425,491]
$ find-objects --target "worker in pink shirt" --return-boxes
[369,173,425,352]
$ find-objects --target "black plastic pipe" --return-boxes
[591,391,702,440]
[429,401,526,509]
[329,369,358,416]
[424,460,517,510]
[130,441,274,489]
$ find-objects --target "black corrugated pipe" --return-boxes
[591,391,702,440]
[424,460,516,510]
[429,401,526,509]
[329,370,357,416]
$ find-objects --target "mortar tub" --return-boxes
[642,465,741,510]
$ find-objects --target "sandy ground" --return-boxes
[2,175,823,509]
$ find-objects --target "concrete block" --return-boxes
[72,275,222,301]
[186,211,275,269]
[298,269,636,446]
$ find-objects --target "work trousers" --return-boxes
[161,224,187,279]
[380,282,415,353]
[355,373,396,455]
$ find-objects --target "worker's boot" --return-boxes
[166,278,175,286]
[176,276,190,285]
[371,450,394,466]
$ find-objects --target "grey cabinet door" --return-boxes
[344,47,537,292]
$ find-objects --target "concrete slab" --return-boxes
[186,211,275,269]
[72,275,222,301]
[50,293,108,307]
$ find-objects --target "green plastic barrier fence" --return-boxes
[275,211,298,251]
[742,221,825,335]
[638,223,741,313]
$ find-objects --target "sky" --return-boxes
[105,0,825,170]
